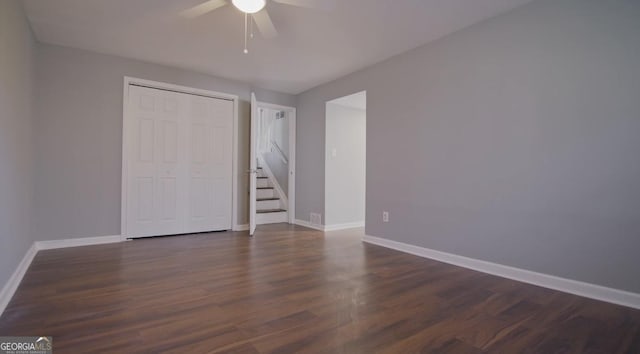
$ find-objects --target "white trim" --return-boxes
[255,101,294,112]
[232,97,239,233]
[324,221,365,231]
[362,235,640,310]
[294,219,325,231]
[1,234,124,316]
[292,220,364,232]
[0,243,38,315]
[121,77,240,241]
[233,224,249,231]
[121,79,129,241]
[288,109,296,224]
[124,77,238,101]
[36,235,122,250]
[270,141,288,165]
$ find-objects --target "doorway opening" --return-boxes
[249,94,296,235]
[324,91,366,231]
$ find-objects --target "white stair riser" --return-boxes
[257,179,270,188]
[256,211,288,225]
[257,199,280,210]
[257,189,275,199]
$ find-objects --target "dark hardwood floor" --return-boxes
[1,224,639,353]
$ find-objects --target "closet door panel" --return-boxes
[186,95,233,232]
[126,86,186,237]
[211,115,232,226]
[155,91,185,233]
[125,84,233,238]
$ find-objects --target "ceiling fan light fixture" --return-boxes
[232,0,266,14]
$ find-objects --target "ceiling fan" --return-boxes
[180,0,332,53]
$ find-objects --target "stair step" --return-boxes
[257,209,287,214]
[257,198,280,209]
[256,210,287,224]
[257,187,274,190]
[257,189,274,199]
[257,177,268,179]
[257,178,271,188]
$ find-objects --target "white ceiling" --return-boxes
[329,90,366,110]
[23,0,533,94]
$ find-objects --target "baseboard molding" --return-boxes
[324,221,365,232]
[36,235,122,250]
[233,224,249,231]
[1,235,124,316]
[363,235,640,310]
[294,219,325,231]
[294,220,364,232]
[0,243,38,315]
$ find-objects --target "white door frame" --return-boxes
[254,101,297,224]
[121,76,241,241]
[249,93,258,236]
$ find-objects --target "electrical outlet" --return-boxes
[382,211,389,223]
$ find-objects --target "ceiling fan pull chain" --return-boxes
[250,16,254,39]
[244,12,249,54]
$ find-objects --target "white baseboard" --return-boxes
[0,243,38,315]
[294,220,364,232]
[1,235,123,316]
[36,235,122,250]
[363,234,640,310]
[324,221,365,232]
[294,219,325,231]
[233,224,249,231]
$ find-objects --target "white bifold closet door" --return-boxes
[125,85,233,238]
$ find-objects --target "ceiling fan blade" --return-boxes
[180,0,228,19]
[252,10,278,39]
[272,0,335,10]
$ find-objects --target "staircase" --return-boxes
[255,167,288,224]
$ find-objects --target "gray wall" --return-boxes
[325,103,366,226]
[34,44,296,241]
[0,0,36,287]
[296,0,640,293]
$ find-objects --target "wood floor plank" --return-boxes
[0,224,638,353]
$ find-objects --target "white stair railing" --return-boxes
[270,140,288,165]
